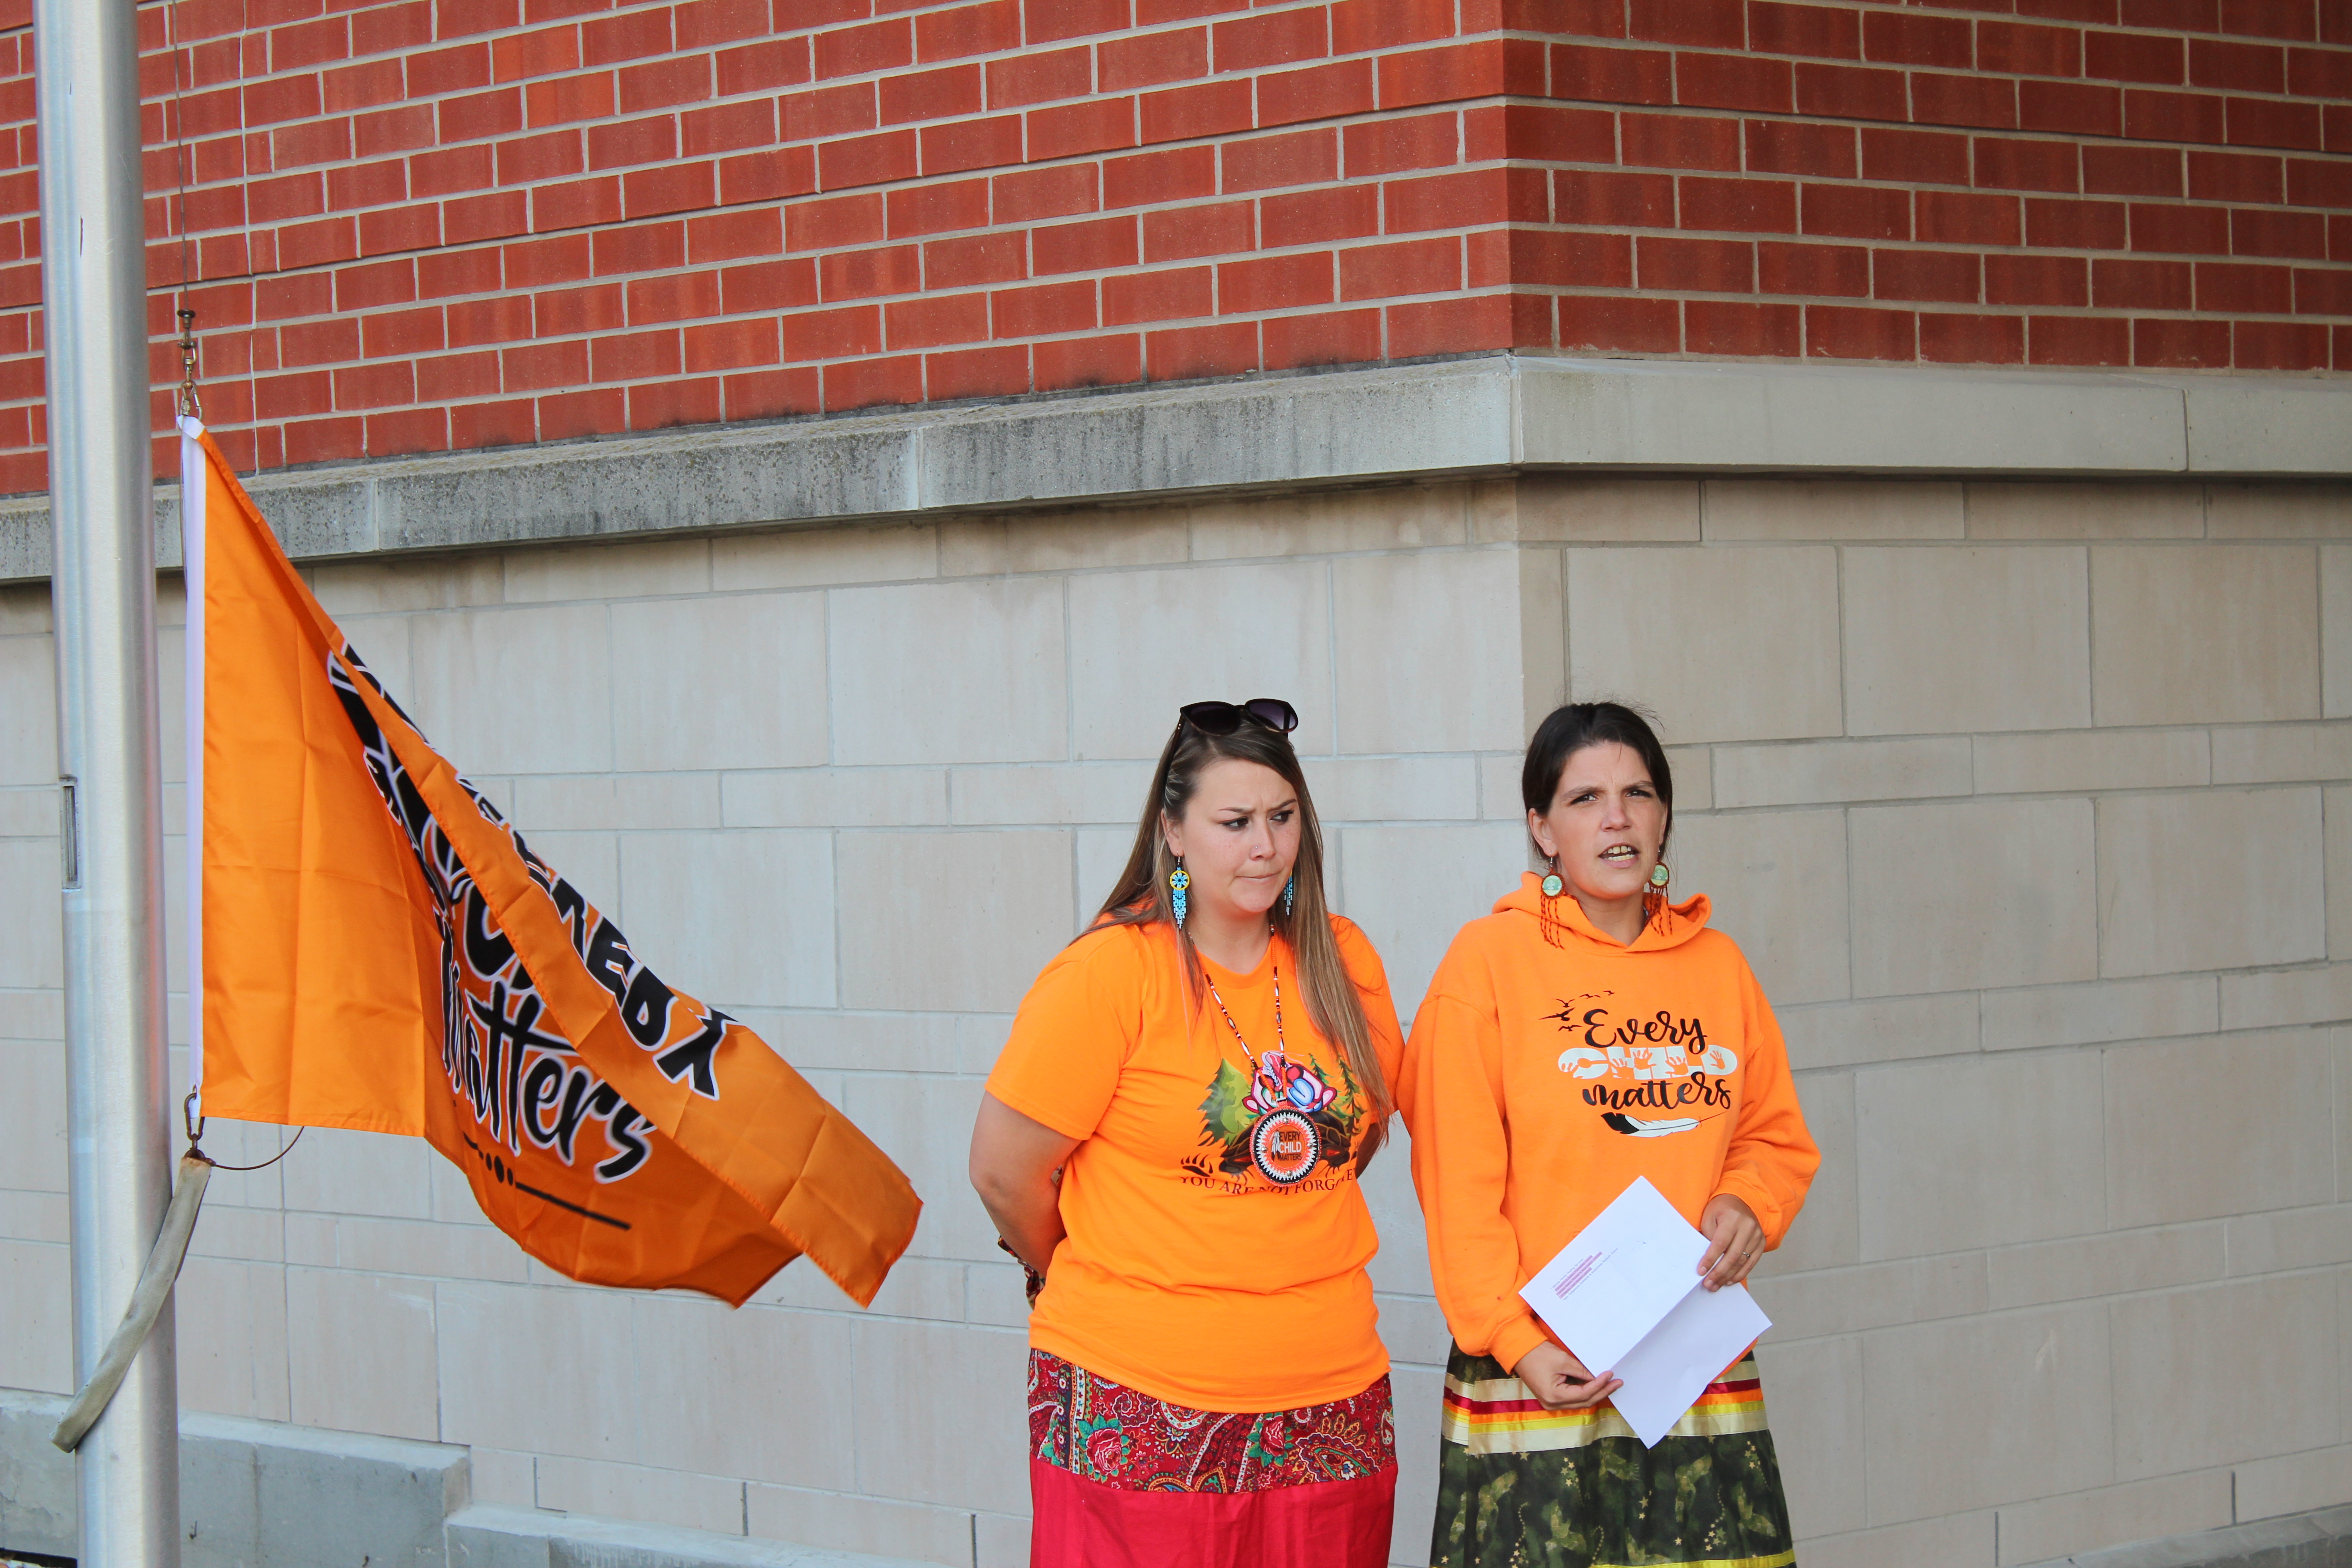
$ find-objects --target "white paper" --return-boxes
[1517,1176,1771,1447]
[1605,1267,1770,1446]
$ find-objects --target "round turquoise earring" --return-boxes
[1650,862,1671,888]
[1170,859,1190,925]
[1540,855,1563,898]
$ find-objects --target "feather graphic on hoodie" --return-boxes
[1602,1113,1700,1137]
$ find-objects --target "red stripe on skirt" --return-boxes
[1029,1457,1396,1568]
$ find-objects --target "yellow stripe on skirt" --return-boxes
[1439,1354,1771,1454]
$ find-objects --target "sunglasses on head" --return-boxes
[1179,698,1299,735]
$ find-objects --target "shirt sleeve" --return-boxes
[1398,944,1550,1374]
[1711,956,1822,1249]
[984,929,1144,1142]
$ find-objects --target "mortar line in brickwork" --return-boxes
[124,225,2347,318]
[174,140,2344,213]
[101,61,2352,197]
[93,18,2352,180]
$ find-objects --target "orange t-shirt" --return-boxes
[985,915,1405,1412]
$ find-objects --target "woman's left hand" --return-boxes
[1696,1193,1764,1291]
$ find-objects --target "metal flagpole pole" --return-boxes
[35,0,184,1565]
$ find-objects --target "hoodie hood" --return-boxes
[1493,871,1713,952]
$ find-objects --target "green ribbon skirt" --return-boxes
[1430,1344,1797,1568]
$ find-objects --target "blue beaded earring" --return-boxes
[1170,858,1190,925]
[1283,874,1296,917]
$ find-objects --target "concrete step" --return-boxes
[446,1507,935,1568]
[2023,1504,2352,1568]
[1,1392,933,1568]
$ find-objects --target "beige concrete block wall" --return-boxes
[3,474,2350,1568]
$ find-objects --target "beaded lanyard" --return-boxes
[1204,963,1285,1066]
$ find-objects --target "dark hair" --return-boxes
[1522,701,1676,863]
[1097,714,1391,1164]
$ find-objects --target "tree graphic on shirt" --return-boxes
[1194,1054,1362,1180]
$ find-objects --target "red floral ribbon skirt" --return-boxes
[1025,1348,1397,1568]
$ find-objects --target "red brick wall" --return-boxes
[0,0,2344,491]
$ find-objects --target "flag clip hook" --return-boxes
[175,308,201,421]
[183,1088,205,1156]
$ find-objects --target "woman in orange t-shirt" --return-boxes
[970,698,1405,1568]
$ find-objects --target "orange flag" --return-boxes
[179,417,920,1306]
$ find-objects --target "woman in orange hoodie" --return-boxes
[970,699,1404,1568]
[1401,701,1819,1568]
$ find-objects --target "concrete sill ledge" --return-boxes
[2,354,2348,585]
[2024,1504,2352,1568]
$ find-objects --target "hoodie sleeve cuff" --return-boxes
[1489,1314,1550,1378]
[1713,1175,1787,1248]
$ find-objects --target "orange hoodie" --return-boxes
[1400,872,1819,1376]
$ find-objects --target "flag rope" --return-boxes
[180,413,206,1139]
[49,1154,212,1452]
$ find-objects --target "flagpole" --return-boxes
[36,1,184,1566]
